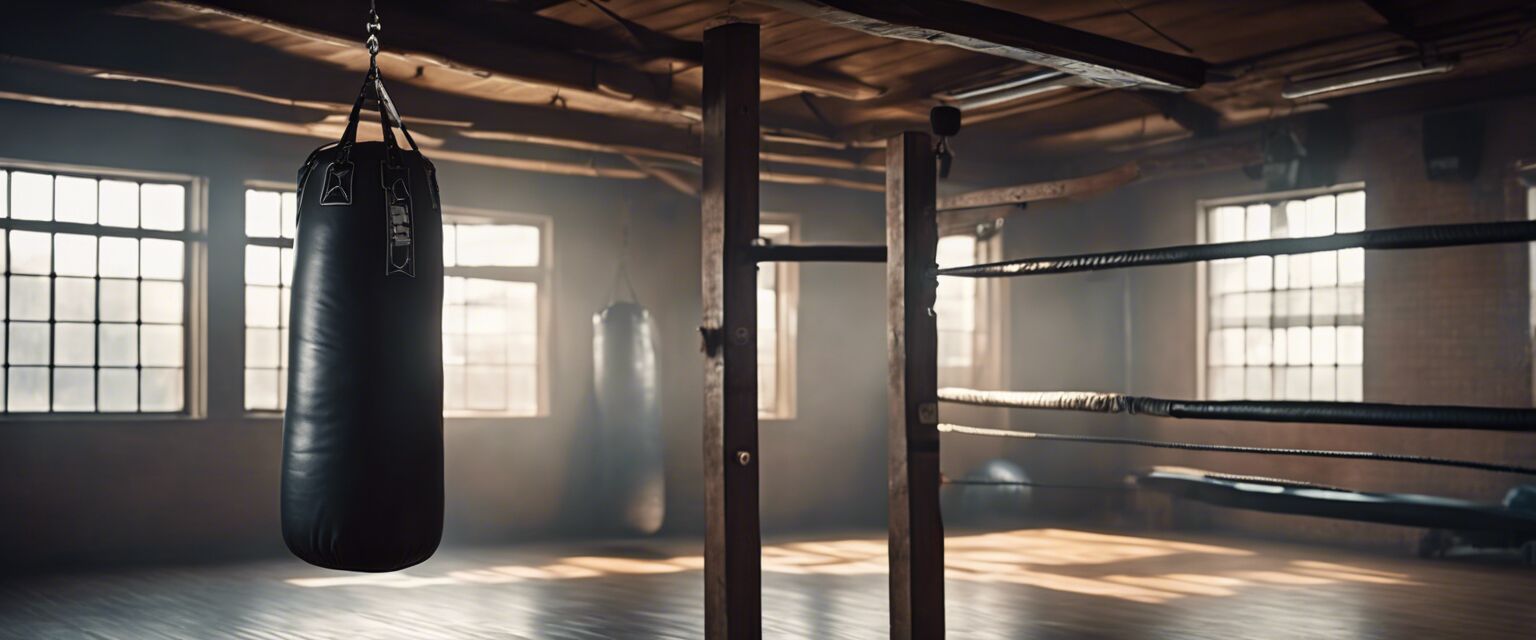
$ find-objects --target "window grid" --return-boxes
[1,167,192,414]
[441,221,545,417]
[242,189,295,412]
[1204,189,1366,401]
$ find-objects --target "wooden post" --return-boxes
[886,131,942,640]
[701,21,762,640]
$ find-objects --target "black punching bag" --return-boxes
[594,298,665,534]
[281,66,444,572]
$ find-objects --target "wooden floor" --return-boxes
[2,527,1533,639]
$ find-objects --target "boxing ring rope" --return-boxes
[938,219,1536,277]
[937,388,1536,431]
[936,424,1536,477]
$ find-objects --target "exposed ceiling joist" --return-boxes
[128,0,699,123]
[939,140,1262,213]
[755,0,1209,91]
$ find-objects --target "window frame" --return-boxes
[0,157,207,420]
[757,213,799,421]
[1195,182,1366,401]
[441,206,553,420]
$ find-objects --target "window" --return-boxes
[242,188,296,411]
[442,213,548,417]
[243,194,549,417]
[1202,187,1365,401]
[1,164,197,414]
[935,226,1005,389]
[757,218,797,419]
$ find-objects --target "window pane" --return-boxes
[8,367,49,412]
[140,238,184,280]
[99,180,139,228]
[9,322,50,365]
[1337,191,1365,232]
[467,366,507,410]
[140,368,183,411]
[53,368,94,412]
[55,323,94,366]
[453,224,539,267]
[99,237,139,278]
[54,233,97,277]
[54,176,98,224]
[55,277,95,321]
[11,230,52,275]
[140,325,183,367]
[1244,204,1270,241]
[245,369,280,411]
[100,279,138,322]
[98,369,137,412]
[140,183,185,231]
[11,172,53,220]
[247,328,281,369]
[141,280,183,324]
[99,323,137,367]
[244,245,280,286]
[11,276,51,321]
[245,189,281,238]
[1210,206,1243,243]
[280,192,298,238]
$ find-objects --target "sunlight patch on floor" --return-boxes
[284,528,1422,604]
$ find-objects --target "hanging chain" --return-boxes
[365,1,382,72]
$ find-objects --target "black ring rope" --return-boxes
[937,219,1536,278]
[937,424,1536,477]
[938,388,1536,432]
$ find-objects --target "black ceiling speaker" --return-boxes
[931,105,962,179]
[1423,110,1484,182]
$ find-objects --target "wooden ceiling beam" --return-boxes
[756,0,1208,90]
[133,0,695,120]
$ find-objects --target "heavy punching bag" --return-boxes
[281,27,444,572]
[593,269,665,535]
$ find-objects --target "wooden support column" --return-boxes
[886,131,942,640]
[701,22,762,640]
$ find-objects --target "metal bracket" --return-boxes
[699,326,724,357]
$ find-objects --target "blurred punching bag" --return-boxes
[281,43,444,572]
[593,264,665,535]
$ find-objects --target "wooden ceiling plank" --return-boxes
[756,0,1208,90]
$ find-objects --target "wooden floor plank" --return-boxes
[2,527,1533,639]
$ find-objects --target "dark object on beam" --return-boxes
[938,424,1536,477]
[938,388,1536,432]
[700,23,762,640]
[1136,467,1536,534]
[759,0,1208,90]
[751,243,886,263]
[938,220,1536,277]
